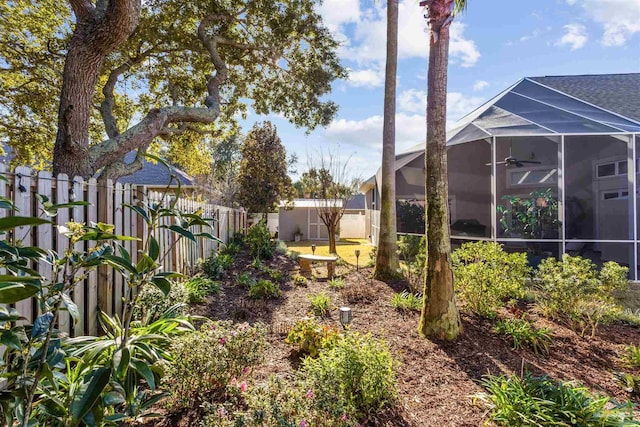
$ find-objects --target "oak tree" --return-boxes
[0,0,346,180]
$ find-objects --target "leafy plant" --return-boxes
[310,292,332,317]
[285,318,340,357]
[184,276,221,303]
[390,291,422,313]
[452,242,531,318]
[219,242,242,257]
[534,255,628,336]
[622,344,640,368]
[302,333,397,420]
[200,253,233,279]
[246,220,273,260]
[0,162,217,426]
[615,371,640,397]
[475,373,637,426]
[248,279,282,299]
[497,188,560,239]
[397,234,426,292]
[163,321,267,410]
[328,277,345,290]
[133,280,189,322]
[292,274,308,287]
[494,316,553,355]
[237,271,256,288]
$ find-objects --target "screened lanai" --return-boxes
[446,74,640,279]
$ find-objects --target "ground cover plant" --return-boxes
[183,276,221,303]
[476,373,638,426]
[494,315,553,355]
[391,291,422,313]
[285,318,340,357]
[248,279,282,299]
[310,292,333,317]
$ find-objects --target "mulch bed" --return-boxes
[178,248,640,426]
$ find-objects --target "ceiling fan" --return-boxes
[486,156,542,168]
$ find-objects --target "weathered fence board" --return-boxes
[0,169,246,336]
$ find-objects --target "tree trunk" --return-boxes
[53,1,141,178]
[418,6,462,340]
[327,224,337,255]
[374,0,400,280]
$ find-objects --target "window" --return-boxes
[596,159,628,179]
[507,167,558,188]
[602,190,629,200]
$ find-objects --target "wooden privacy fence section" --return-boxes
[0,165,246,336]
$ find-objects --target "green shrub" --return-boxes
[262,266,285,283]
[293,274,308,287]
[200,252,234,279]
[367,247,377,267]
[616,309,640,327]
[219,242,241,257]
[229,232,246,246]
[285,318,340,357]
[247,220,273,260]
[476,373,637,426]
[133,281,189,322]
[310,292,332,317]
[390,291,422,313]
[328,277,345,289]
[535,255,628,336]
[237,271,256,288]
[452,242,531,318]
[622,344,640,368]
[397,235,426,292]
[184,276,221,303]
[274,239,288,255]
[302,333,397,420]
[494,316,553,355]
[248,279,282,299]
[163,321,267,410]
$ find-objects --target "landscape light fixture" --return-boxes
[311,244,316,255]
[339,306,352,329]
[354,249,361,271]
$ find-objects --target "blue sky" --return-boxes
[252,0,640,181]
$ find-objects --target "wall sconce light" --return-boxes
[339,306,352,329]
[311,244,316,255]
[354,249,361,271]
[69,185,76,202]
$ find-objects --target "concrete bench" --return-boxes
[299,254,338,279]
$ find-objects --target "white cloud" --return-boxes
[346,67,385,88]
[556,24,588,50]
[449,22,481,67]
[473,80,489,91]
[316,0,360,32]
[325,113,425,152]
[398,89,484,123]
[565,0,640,46]
[332,0,479,68]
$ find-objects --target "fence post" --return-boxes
[87,178,98,335]
[14,167,33,325]
[56,174,71,334]
[97,179,114,316]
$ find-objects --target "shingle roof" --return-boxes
[529,73,640,122]
[117,152,194,186]
[345,194,365,210]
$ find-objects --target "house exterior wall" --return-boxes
[278,208,309,241]
[340,212,366,238]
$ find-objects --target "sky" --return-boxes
[246,0,640,181]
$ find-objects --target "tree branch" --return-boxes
[68,0,94,23]
[100,148,145,181]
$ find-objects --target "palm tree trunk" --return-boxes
[418,4,462,340]
[374,0,400,280]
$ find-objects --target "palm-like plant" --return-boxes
[418,0,467,340]
[374,0,400,279]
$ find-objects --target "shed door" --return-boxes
[308,208,329,240]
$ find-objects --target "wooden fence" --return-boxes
[0,165,246,336]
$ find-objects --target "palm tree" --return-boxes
[418,0,466,340]
[374,0,400,279]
